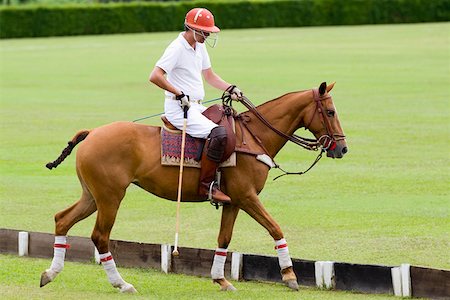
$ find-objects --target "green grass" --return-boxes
[0,254,402,299]
[0,23,449,297]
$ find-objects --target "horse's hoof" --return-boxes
[220,284,237,292]
[284,279,299,291]
[40,272,51,287]
[213,278,237,291]
[40,269,57,287]
[119,283,137,293]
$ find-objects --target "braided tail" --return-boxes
[46,130,90,170]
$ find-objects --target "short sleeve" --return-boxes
[155,43,179,74]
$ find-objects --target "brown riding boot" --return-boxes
[198,153,231,204]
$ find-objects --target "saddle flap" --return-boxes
[202,105,236,162]
[202,104,227,123]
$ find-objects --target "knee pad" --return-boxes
[206,126,227,162]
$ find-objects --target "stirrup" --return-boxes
[208,182,223,210]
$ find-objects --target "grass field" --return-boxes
[0,22,449,298]
[0,254,404,300]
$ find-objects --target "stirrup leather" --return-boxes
[208,181,215,202]
[208,170,225,209]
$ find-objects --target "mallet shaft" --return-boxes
[173,112,188,256]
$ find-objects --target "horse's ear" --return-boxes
[319,82,327,95]
[327,82,336,93]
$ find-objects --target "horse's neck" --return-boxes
[246,90,312,157]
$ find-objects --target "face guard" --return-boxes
[186,24,219,48]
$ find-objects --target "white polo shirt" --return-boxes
[156,32,211,100]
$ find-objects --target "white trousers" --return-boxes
[164,98,217,139]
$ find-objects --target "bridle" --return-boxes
[306,88,347,151]
[222,88,346,180]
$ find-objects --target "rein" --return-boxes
[222,89,344,180]
[132,97,222,123]
[233,95,321,151]
[272,150,324,181]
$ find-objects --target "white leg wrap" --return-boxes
[275,238,293,269]
[211,248,227,279]
[49,236,68,274]
[100,252,126,288]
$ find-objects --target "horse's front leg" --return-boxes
[212,204,240,291]
[240,194,299,291]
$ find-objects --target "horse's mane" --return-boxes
[253,89,310,111]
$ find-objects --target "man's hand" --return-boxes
[226,85,243,101]
[176,92,191,110]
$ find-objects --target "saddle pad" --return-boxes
[161,126,236,168]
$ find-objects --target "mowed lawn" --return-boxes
[0,255,400,300]
[0,21,449,288]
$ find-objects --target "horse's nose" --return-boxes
[342,147,348,154]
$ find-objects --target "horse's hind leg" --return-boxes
[212,204,240,291]
[40,186,97,287]
[90,188,137,293]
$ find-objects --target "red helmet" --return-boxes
[185,8,220,33]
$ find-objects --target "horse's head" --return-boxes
[304,82,347,159]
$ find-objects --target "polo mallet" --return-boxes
[172,105,189,256]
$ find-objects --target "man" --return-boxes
[149,7,243,204]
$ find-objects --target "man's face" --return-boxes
[186,25,218,48]
[194,30,210,43]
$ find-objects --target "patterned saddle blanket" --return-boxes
[161,126,203,168]
[160,105,237,168]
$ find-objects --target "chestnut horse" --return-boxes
[40,82,347,293]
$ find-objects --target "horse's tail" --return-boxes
[46,130,90,170]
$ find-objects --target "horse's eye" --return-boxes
[327,110,335,117]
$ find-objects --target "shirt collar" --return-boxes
[178,32,197,50]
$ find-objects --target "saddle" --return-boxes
[160,104,237,167]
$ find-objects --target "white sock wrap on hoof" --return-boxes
[275,238,293,269]
[50,236,68,273]
[211,248,227,279]
[99,252,126,287]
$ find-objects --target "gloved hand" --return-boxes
[176,92,191,110]
[226,85,243,101]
